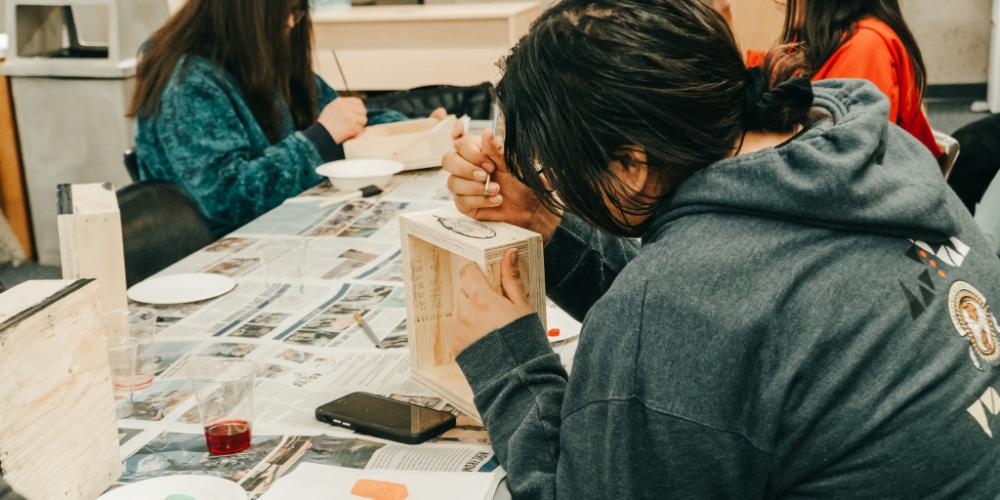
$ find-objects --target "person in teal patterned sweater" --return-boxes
[129,0,454,236]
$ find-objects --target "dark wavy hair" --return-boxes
[128,0,317,144]
[496,0,812,237]
[782,0,927,97]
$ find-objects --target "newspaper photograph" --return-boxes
[116,430,499,499]
[233,198,444,239]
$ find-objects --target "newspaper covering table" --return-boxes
[114,168,581,498]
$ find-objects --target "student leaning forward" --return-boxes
[443,1,1000,497]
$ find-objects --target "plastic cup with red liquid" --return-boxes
[187,357,256,455]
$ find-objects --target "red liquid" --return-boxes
[204,420,252,455]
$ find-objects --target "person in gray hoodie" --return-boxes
[442,0,1000,498]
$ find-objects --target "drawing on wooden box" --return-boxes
[433,216,497,239]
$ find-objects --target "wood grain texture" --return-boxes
[0,62,32,259]
[0,280,122,500]
[344,116,457,170]
[311,3,542,91]
[400,207,545,419]
[57,183,127,326]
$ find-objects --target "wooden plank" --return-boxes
[311,3,542,91]
[0,279,122,500]
[344,116,457,170]
[400,208,545,420]
[311,3,542,23]
[57,183,127,329]
[0,61,33,259]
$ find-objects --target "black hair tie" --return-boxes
[743,67,814,132]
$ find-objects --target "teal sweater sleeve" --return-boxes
[152,77,327,233]
[136,57,408,236]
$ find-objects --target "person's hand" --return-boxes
[429,107,465,140]
[453,249,535,354]
[443,129,561,242]
[318,97,368,143]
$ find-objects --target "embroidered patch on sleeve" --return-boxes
[948,281,1000,371]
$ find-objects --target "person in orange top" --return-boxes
[746,0,943,159]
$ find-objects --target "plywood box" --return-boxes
[57,183,127,334]
[399,208,546,419]
[344,116,456,170]
[0,279,122,500]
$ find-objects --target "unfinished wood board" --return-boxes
[345,116,457,170]
[0,279,122,500]
[400,207,545,419]
[311,3,543,91]
[57,183,127,332]
[0,64,31,259]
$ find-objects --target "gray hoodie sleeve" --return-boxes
[456,314,566,500]
[543,214,638,321]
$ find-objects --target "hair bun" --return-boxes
[743,67,814,132]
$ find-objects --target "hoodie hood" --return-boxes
[647,79,958,244]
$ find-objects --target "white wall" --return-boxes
[903,0,990,85]
[730,0,991,85]
[84,0,1000,86]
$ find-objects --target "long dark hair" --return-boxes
[782,0,927,96]
[496,0,813,236]
[128,0,317,143]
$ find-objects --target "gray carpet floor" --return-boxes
[926,98,991,135]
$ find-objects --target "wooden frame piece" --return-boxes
[0,279,122,500]
[344,116,457,170]
[400,208,545,419]
[57,183,127,333]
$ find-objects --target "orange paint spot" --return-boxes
[351,479,409,500]
[930,260,938,268]
[547,328,561,337]
[918,250,928,258]
[938,270,947,278]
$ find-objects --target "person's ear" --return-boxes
[610,147,650,195]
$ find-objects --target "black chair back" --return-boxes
[365,83,493,120]
[118,181,215,287]
[124,149,140,182]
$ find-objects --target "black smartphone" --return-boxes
[315,392,456,445]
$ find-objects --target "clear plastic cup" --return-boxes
[104,308,157,389]
[258,241,306,302]
[187,357,256,455]
[128,308,158,389]
[107,337,137,419]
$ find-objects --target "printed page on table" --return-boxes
[112,429,503,498]
[261,463,505,500]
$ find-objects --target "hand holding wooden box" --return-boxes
[400,208,546,419]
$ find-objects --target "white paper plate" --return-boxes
[316,159,405,191]
[127,273,236,305]
[98,475,247,500]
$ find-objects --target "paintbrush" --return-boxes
[354,312,382,349]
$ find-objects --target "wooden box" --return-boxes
[399,208,546,419]
[344,116,457,170]
[0,279,122,500]
[57,183,127,334]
